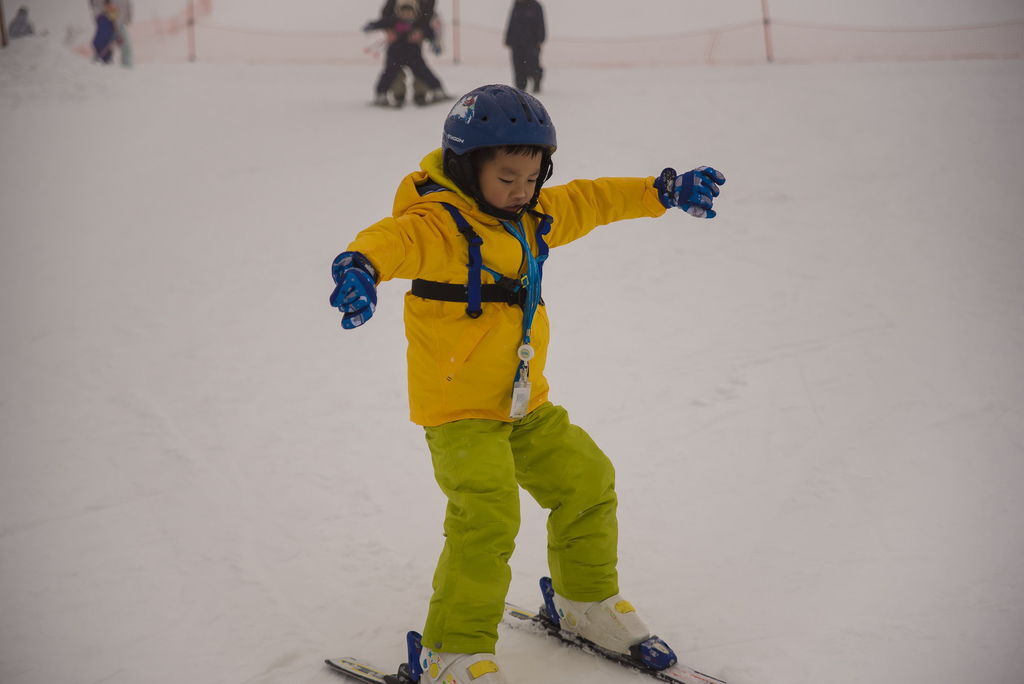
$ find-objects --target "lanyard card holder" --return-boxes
[509,350,534,420]
[510,377,531,419]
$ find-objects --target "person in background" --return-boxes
[89,0,131,67]
[381,0,445,107]
[364,0,448,107]
[8,6,35,38]
[504,0,545,93]
[91,1,120,64]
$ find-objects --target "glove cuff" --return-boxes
[332,250,377,285]
[654,168,678,209]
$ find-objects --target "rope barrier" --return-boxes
[459,20,762,43]
[197,22,363,39]
[773,17,1024,34]
[129,0,211,37]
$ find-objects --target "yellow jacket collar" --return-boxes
[390,149,481,218]
[420,148,471,201]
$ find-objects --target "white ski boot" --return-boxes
[417,648,508,683]
[541,577,677,670]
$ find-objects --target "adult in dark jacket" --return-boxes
[504,0,545,93]
[364,0,447,107]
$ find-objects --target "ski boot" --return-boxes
[412,79,429,106]
[540,577,677,671]
[395,631,508,683]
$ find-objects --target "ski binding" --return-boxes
[500,577,727,684]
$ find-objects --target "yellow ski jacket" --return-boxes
[345,149,667,426]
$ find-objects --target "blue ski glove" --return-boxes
[330,251,378,330]
[654,166,726,218]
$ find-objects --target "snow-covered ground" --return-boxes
[2,7,1024,684]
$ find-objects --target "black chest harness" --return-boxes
[411,201,552,319]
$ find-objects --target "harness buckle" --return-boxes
[494,276,523,306]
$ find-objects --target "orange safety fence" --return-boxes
[459,21,767,67]
[770,18,1024,63]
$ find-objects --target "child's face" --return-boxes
[477,149,543,215]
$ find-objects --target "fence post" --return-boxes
[452,0,460,64]
[761,0,774,63]
[187,0,196,62]
[1,1,8,49]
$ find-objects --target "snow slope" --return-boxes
[2,9,1024,684]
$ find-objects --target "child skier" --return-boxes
[8,6,35,39]
[330,84,725,683]
[91,1,120,65]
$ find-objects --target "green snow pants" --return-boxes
[421,402,619,653]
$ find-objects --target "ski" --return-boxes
[325,656,391,683]
[502,582,727,684]
[326,631,423,684]
[326,656,423,684]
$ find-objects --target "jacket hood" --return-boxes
[391,148,479,218]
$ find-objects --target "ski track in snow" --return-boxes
[2,12,1024,684]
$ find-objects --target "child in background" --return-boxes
[8,6,36,39]
[330,84,725,683]
[91,1,119,65]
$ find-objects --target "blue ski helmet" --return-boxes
[442,84,556,155]
[441,85,556,218]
